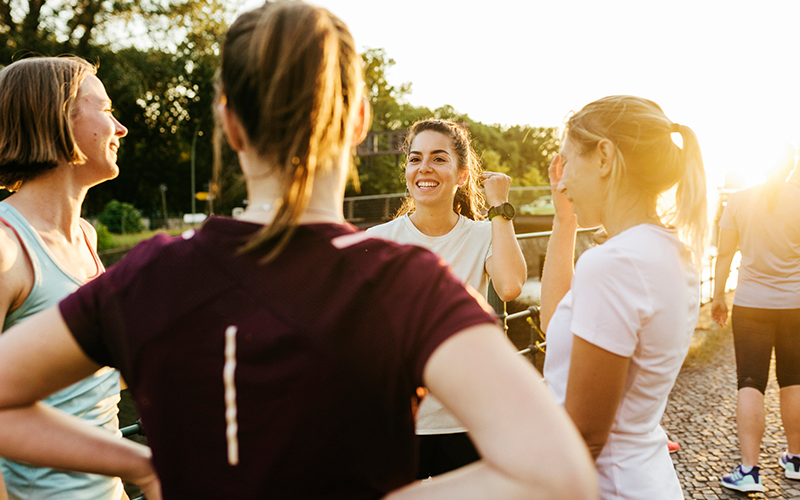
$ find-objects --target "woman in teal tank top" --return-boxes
[0,57,129,500]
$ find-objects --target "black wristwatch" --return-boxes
[487,202,515,221]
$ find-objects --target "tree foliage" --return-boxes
[2,3,557,215]
[1,0,230,217]
[97,199,144,233]
[356,48,558,197]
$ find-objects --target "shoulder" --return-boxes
[0,222,30,314]
[79,218,98,248]
[0,222,24,274]
[365,216,407,238]
[337,228,455,288]
[459,216,492,238]
[0,221,21,259]
[101,230,190,287]
[726,186,760,209]
[574,228,654,283]
[342,226,439,266]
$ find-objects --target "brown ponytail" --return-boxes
[215,1,363,261]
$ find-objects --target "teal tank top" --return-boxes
[0,202,123,500]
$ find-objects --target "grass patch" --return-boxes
[106,227,187,250]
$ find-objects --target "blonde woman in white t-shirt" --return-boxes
[367,118,527,479]
[540,96,708,500]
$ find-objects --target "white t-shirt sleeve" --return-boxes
[569,247,654,358]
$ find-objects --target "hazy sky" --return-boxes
[237,0,800,188]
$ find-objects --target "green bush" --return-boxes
[97,200,145,234]
[94,221,114,251]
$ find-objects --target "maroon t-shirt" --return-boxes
[60,217,497,500]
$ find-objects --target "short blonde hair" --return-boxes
[565,95,708,266]
[0,57,97,190]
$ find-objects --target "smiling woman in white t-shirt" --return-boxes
[367,118,527,479]
[540,96,708,500]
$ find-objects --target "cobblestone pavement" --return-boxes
[663,333,800,499]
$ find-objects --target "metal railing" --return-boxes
[343,187,553,228]
[699,252,739,305]
[507,306,547,357]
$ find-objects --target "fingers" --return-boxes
[592,227,608,245]
[710,301,728,327]
[480,171,511,182]
[548,154,563,188]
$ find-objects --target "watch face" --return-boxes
[503,203,515,219]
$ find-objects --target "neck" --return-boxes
[4,167,88,240]
[238,155,347,226]
[601,194,663,238]
[409,204,460,237]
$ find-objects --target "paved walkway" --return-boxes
[663,331,800,499]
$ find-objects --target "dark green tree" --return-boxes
[354,48,430,196]
[97,199,144,234]
[1,0,231,217]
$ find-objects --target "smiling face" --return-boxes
[70,74,128,185]
[558,135,607,228]
[405,130,467,210]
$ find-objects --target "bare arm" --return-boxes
[483,172,526,302]
[540,155,578,331]
[385,324,598,500]
[0,224,32,500]
[711,228,739,327]
[0,307,161,499]
[564,337,630,460]
[0,224,32,326]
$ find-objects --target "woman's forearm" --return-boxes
[385,459,594,500]
[487,217,527,302]
[712,255,734,301]
[540,215,578,331]
[0,404,157,491]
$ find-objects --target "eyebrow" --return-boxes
[409,149,451,156]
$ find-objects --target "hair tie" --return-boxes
[671,123,681,133]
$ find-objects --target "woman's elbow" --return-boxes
[583,432,609,461]
[554,472,599,500]
[494,282,523,302]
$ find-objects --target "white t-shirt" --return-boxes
[719,182,800,309]
[367,214,493,434]
[544,224,699,500]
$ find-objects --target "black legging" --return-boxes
[732,305,800,393]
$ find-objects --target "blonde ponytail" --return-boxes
[671,124,708,268]
[566,96,708,268]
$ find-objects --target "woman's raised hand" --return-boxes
[480,171,512,207]
[549,154,574,220]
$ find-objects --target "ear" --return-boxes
[457,167,469,186]
[597,139,615,178]
[351,96,371,147]
[218,101,247,152]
